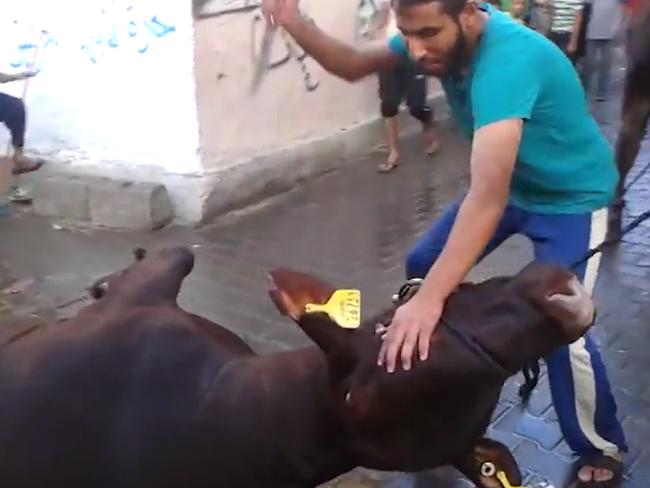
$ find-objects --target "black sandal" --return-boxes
[571,454,623,488]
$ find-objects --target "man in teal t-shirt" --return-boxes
[262,0,626,483]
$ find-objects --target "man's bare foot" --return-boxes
[577,452,623,485]
[422,127,440,155]
[378,151,399,173]
[12,153,44,175]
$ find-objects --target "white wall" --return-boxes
[0,0,201,175]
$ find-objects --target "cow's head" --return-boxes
[90,246,194,306]
[268,264,594,465]
[460,262,595,374]
[269,262,593,377]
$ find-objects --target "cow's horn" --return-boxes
[546,276,595,330]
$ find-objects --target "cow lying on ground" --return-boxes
[614,2,650,213]
[0,247,595,487]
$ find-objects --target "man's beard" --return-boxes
[418,20,469,78]
[446,23,469,77]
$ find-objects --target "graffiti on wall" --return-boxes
[193,0,320,92]
[355,0,381,40]
[250,13,319,92]
[8,1,176,71]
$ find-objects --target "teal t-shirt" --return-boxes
[388,5,618,214]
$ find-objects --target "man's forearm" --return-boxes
[418,192,507,302]
[283,13,396,81]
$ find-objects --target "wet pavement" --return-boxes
[1,71,649,486]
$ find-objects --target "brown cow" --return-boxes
[613,1,650,213]
[0,246,594,488]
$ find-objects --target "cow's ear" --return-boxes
[269,269,363,386]
[268,269,336,321]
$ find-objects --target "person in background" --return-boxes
[0,69,43,215]
[529,0,554,35]
[548,0,585,63]
[508,0,528,23]
[370,0,440,172]
[581,0,625,101]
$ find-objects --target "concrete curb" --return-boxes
[26,172,174,231]
[199,91,449,224]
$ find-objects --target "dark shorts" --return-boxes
[377,60,431,122]
[0,92,26,148]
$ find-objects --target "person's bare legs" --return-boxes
[0,156,12,216]
[422,120,440,155]
[379,116,401,172]
[377,65,407,173]
[406,66,439,157]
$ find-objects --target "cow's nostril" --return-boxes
[545,276,594,335]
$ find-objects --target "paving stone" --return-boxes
[492,404,564,452]
[512,440,573,488]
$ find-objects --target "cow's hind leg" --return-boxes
[453,438,522,488]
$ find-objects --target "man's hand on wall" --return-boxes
[261,0,301,27]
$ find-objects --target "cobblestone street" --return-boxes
[0,72,648,486]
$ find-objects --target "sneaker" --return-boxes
[8,186,32,204]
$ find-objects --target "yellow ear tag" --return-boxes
[305,289,361,329]
[496,471,524,488]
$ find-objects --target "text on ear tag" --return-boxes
[305,289,361,329]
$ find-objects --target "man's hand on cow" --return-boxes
[261,0,300,27]
[378,294,444,373]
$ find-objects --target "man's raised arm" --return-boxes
[262,0,399,81]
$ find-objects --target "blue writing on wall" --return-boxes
[9,3,176,70]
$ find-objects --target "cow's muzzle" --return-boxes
[545,275,595,342]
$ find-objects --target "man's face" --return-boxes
[395,1,468,77]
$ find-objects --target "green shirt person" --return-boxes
[261,0,626,484]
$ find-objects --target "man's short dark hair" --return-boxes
[394,0,468,16]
